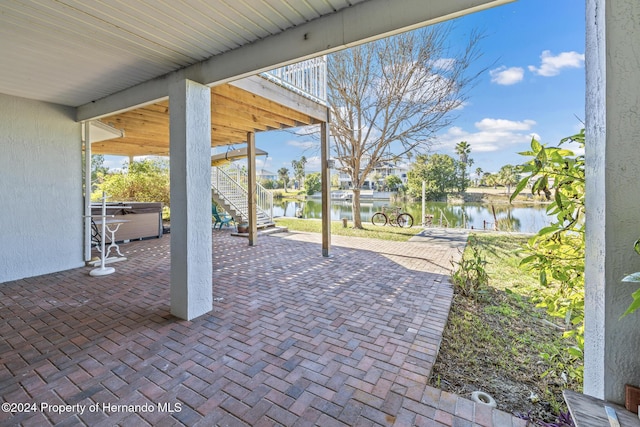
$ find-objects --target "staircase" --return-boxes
[211,164,275,229]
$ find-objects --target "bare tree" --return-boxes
[329,24,485,228]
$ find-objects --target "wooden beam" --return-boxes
[230,76,328,122]
[91,141,169,156]
[212,110,269,133]
[247,132,257,246]
[94,81,325,157]
[213,84,317,125]
[321,118,331,257]
[210,103,287,130]
[212,97,300,129]
[211,127,248,142]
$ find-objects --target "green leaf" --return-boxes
[536,146,547,163]
[567,346,583,357]
[634,239,640,256]
[554,188,564,209]
[557,149,575,157]
[537,226,559,236]
[519,255,538,266]
[621,288,640,318]
[510,177,529,202]
[531,137,542,152]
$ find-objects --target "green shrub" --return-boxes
[451,236,489,297]
[304,172,321,195]
[93,158,170,206]
[511,130,585,380]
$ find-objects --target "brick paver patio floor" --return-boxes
[0,229,527,426]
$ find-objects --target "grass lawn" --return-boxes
[430,233,582,423]
[274,217,423,242]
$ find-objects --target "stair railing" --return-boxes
[212,166,248,219]
[212,164,273,223]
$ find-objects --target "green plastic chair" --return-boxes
[212,204,236,230]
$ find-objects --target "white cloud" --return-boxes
[528,50,585,77]
[489,66,525,85]
[103,156,126,171]
[453,101,469,111]
[436,118,537,153]
[432,58,456,71]
[305,156,322,171]
[293,124,320,137]
[475,118,537,132]
[255,156,272,171]
[286,139,316,149]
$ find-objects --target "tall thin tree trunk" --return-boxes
[352,188,362,228]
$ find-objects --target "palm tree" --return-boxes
[455,141,472,192]
[455,141,471,164]
[498,164,519,195]
[475,167,483,187]
[291,156,307,189]
[484,173,498,189]
[278,167,290,192]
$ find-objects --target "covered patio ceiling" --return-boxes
[2,0,512,115]
[90,75,327,157]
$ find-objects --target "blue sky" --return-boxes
[105,0,585,177]
[252,0,586,176]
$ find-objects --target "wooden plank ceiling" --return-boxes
[91,81,322,157]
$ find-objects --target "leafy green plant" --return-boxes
[407,153,457,200]
[303,172,321,195]
[450,236,489,297]
[511,130,585,379]
[93,158,170,206]
[162,206,170,221]
[621,239,640,316]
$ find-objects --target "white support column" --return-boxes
[247,132,258,246]
[321,119,331,257]
[169,79,212,321]
[83,123,92,262]
[584,0,640,403]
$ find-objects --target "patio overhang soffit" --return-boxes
[89,75,327,157]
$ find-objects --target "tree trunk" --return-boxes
[352,188,363,228]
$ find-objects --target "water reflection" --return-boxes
[273,199,551,234]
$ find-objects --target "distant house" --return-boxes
[258,170,278,182]
[337,162,409,190]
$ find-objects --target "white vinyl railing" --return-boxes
[262,56,327,104]
[212,164,273,223]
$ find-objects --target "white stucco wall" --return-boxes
[0,93,84,283]
[584,0,640,403]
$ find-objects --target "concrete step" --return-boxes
[231,225,288,237]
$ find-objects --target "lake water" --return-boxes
[273,199,553,234]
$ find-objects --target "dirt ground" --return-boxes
[429,287,580,424]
